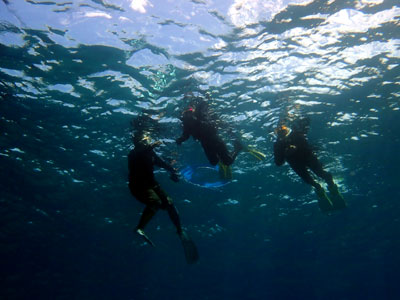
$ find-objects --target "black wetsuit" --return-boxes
[177,102,238,166]
[128,144,175,192]
[273,130,334,188]
[128,143,181,231]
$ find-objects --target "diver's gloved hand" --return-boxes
[285,144,297,156]
[170,171,180,182]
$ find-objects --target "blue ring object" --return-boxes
[181,164,230,188]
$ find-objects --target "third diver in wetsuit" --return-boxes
[129,132,199,263]
[176,98,243,179]
[273,118,346,212]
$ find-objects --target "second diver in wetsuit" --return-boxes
[129,132,199,264]
[273,118,346,212]
[176,98,243,179]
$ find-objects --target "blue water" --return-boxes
[1,0,399,299]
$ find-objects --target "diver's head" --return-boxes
[181,106,195,118]
[133,132,152,147]
[275,125,291,138]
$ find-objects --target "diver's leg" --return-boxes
[215,138,235,166]
[202,141,219,166]
[307,154,334,186]
[231,138,244,160]
[289,162,320,189]
[153,185,183,234]
[136,205,157,230]
[157,190,199,264]
[133,187,162,246]
[135,206,158,247]
[152,187,199,264]
[209,138,234,179]
[290,161,333,211]
[134,187,161,229]
[166,204,183,235]
[308,155,346,209]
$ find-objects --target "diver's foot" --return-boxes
[136,228,155,247]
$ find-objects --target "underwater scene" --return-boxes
[1,0,399,299]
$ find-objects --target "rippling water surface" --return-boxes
[1,0,399,299]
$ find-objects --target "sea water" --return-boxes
[0,0,399,299]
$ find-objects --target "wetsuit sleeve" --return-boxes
[176,120,191,144]
[273,140,285,166]
[153,152,176,173]
[127,150,135,175]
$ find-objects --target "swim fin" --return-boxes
[235,138,266,161]
[328,184,347,210]
[245,146,266,161]
[218,162,232,180]
[179,231,199,264]
[315,187,334,212]
[136,228,155,247]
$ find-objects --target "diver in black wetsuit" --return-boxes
[273,117,346,212]
[128,133,199,263]
[176,98,242,174]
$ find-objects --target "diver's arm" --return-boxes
[176,124,190,145]
[176,133,190,145]
[273,141,285,166]
[154,154,174,172]
[153,153,179,182]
